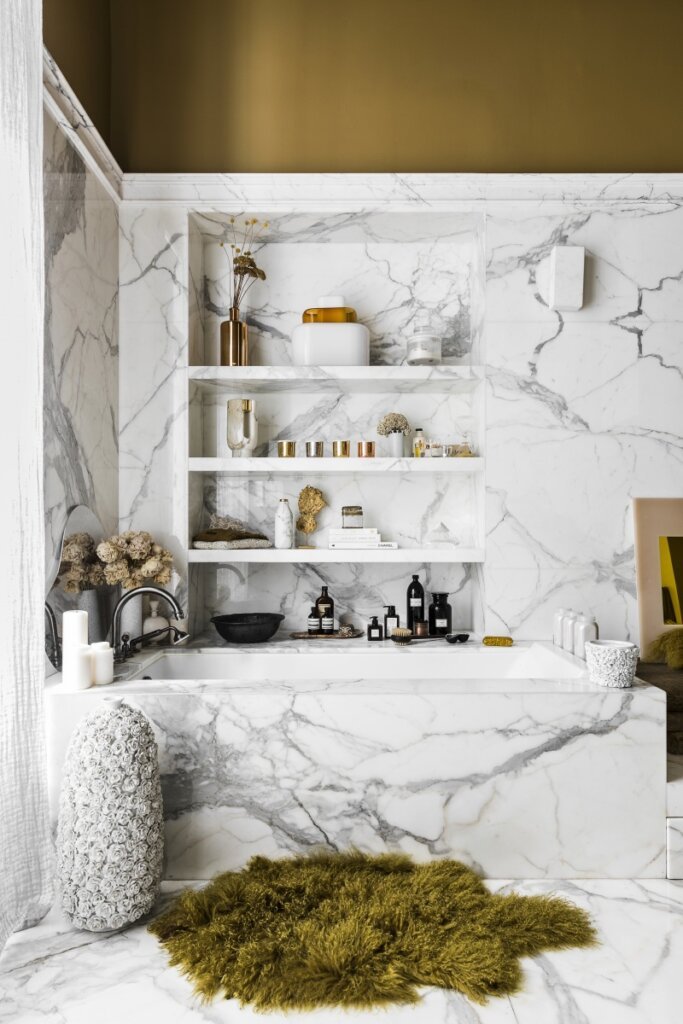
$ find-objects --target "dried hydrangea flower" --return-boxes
[376,413,410,437]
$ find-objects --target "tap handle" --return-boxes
[120,633,131,659]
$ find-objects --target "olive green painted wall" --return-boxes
[48,0,683,172]
[44,0,111,145]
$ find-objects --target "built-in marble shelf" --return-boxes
[188,365,484,395]
[188,546,485,564]
[189,456,483,474]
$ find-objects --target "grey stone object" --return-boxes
[57,698,163,931]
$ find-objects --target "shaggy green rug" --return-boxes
[149,852,596,1011]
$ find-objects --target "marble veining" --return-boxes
[43,111,119,572]
[46,662,665,880]
[3,878,683,1023]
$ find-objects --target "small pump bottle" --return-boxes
[367,616,384,641]
[384,605,399,638]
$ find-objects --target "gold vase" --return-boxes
[220,306,249,366]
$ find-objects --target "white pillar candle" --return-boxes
[64,644,92,690]
[91,642,114,686]
[61,609,89,682]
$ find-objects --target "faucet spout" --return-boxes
[111,586,185,661]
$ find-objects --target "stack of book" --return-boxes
[328,528,398,550]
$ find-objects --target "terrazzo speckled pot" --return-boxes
[585,640,639,688]
[56,698,163,931]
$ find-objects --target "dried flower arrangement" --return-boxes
[376,413,411,436]
[96,532,173,590]
[221,217,268,312]
[57,533,105,594]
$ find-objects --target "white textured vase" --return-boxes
[57,699,163,931]
[388,431,404,458]
[585,640,639,688]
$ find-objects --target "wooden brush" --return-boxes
[390,628,414,646]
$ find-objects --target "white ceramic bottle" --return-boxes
[561,610,577,653]
[552,608,567,646]
[573,615,599,659]
[143,600,170,643]
[274,498,294,549]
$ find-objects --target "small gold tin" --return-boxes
[332,439,350,458]
[357,440,376,458]
[414,620,429,638]
[277,439,297,458]
[306,441,325,457]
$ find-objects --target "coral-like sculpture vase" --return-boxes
[57,698,163,930]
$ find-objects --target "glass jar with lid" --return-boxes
[407,311,442,366]
[342,505,364,529]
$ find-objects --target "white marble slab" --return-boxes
[44,111,119,567]
[667,819,683,879]
[46,650,666,880]
[3,878,683,1023]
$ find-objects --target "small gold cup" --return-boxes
[306,441,325,457]
[357,440,376,458]
[277,440,297,458]
[332,439,350,458]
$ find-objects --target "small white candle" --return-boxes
[91,642,114,686]
[61,610,89,683]
[64,644,92,690]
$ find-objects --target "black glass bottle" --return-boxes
[428,592,452,637]
[316,585,334,634]
[307,605,321,635]
[406,574,425,634]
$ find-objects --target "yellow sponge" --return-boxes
[482,635,514,647]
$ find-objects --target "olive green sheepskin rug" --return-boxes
[149,851,596,1012]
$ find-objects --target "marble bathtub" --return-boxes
[46,641,666,880]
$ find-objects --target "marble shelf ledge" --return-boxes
[188,364,484,395]
[189,456,483,474]
[187,546,485,564]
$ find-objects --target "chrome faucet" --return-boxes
[111,586,187,662]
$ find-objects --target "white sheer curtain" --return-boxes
[0,0,52,950]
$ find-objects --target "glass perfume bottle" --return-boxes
[316,585,335,634]
[412,428,426,458]
[407,574,425,633]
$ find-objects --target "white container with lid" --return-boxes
[407,311,442,366]
[292,296,370,366]
[561,610,577,653]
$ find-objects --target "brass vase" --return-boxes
[220,306,249,366]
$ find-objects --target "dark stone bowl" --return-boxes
[210,613,284,644]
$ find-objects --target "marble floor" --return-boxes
[0,878,681,1024]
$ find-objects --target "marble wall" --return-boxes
[484,200,683,641]
[119,178,683,641]
[43,111,119,573]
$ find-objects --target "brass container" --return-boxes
[414,620,429,638]
[332,439,350,458]
[306,441,325,457]
[357,440,376,458]
[277,439,297,458]
[220,306,249,366]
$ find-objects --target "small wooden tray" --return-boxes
[289,629,365,640]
